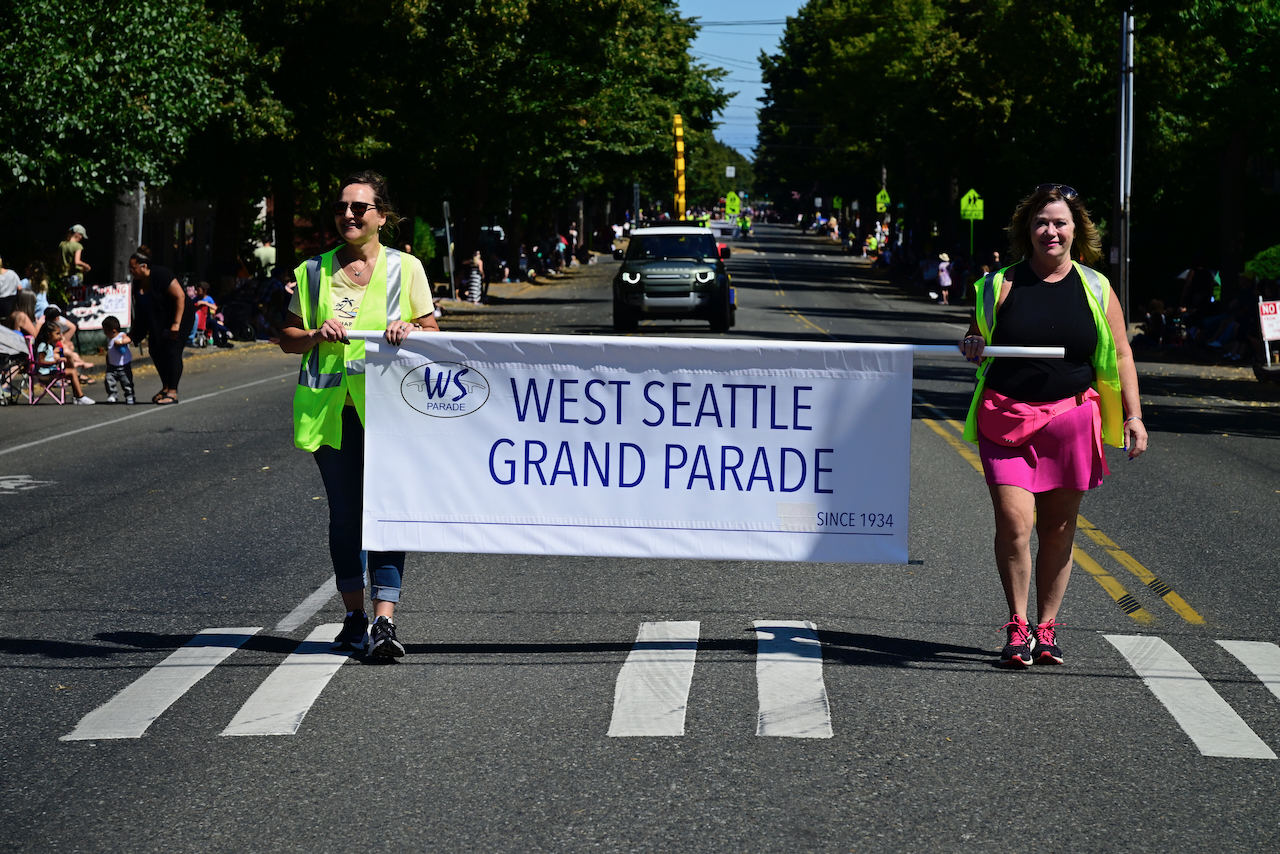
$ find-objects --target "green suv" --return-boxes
[612,226,734,333]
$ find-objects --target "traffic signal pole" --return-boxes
[674,114,686,221]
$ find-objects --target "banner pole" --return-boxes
[350,331,1062,360]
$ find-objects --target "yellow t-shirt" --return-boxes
[288,250,433,327]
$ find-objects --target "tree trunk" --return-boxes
[211,169,246,296]
[1219,125,1251,304]
[275,169,296,280]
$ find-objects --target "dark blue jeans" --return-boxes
[313,405,406,602]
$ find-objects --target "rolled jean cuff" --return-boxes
[334,569,368,594]
[370,584,401,603]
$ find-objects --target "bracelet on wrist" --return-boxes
[1125,415,1143,424]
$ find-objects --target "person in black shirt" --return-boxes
[958,184,1147,668]
[129,248,194,404]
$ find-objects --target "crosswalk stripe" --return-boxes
[275,579,336,633]
[1106,635,1276,759]
[607,621,700,737]
[221,624,353,737]
[61,627,261,741]
[1217,641,1280,702]
[754,620,833,738]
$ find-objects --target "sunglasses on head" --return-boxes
[331,201,379,217]
[1035,183,1078,200]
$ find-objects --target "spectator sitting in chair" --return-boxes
[32,309,94,404]
[194,283,234,348]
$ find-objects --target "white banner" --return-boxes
[360,332,913,564]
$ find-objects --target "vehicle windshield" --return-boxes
[626,234,717,261]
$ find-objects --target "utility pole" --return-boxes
[1113,9,1135,322]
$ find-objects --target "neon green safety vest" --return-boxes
[292,245,409,451]
[963,261,1124,448]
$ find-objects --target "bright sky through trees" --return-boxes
[679,0,804,158]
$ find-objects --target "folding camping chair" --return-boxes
[25,336,72,405]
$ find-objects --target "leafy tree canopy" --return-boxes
[0,0,282,201]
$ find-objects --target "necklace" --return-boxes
[343,250,372,279]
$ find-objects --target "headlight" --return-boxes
[622,272,641,284]
[694,270,714,284]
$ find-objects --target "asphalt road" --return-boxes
[3,224,1279,852]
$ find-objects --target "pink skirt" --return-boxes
[978,394,1108,492]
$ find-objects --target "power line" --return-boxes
[695,20,790,26]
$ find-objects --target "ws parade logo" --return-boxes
[400,361,490,417]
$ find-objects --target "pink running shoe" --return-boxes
[999,615,1036,668]
[1034,620,1064,665]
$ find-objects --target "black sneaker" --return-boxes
[369,615,405,658]
[1034,620,1064,665]
[332,611,369,652]
[998,615,1036,668]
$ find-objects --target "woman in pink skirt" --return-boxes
[957,184,1148,668]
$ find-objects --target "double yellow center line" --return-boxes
[913,394,1204,626]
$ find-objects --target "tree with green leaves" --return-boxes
[755,0,1280,302]
[0,0,280,203]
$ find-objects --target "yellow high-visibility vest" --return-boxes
[963,261,1124,448]
[292,245,408,451]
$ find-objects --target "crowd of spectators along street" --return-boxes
[806,210,1279,368]
[0,224,305,405]
[1129,255,1279,365]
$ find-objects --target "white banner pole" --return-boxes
[912,344,1064,359]
[350,332,1063,361]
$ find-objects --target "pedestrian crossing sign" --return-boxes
[726,191,741,217]
[875,188,890,213]
[961,189,984,220]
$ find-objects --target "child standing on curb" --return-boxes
[101,316,135,404]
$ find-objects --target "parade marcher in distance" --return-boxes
[958,184,1147,668]
[279,170,439,659]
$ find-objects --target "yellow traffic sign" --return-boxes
[726,192,741,217]
[960,189,984,220]
[875,188,890,213]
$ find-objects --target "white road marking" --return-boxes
[1218,640,1280,702]
[0,475,56,492]
[0,372,294,457]
[275,579,336,633]
[1106,635,1276,759]
[754,620,833,738]
[221,624,353,736]
[61,627,261,741]
[608,621,700,737]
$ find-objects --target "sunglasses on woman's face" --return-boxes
[331,201,378,217]
[1035,183,1078,200]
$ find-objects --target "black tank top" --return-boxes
[985,264,1097,402]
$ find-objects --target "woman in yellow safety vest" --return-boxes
[957,184,1147,669]
[280,170,439,658]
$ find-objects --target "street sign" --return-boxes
[814,197,823,210]
[726,192,741,217]
[1261,300,1280,341]
[875,188,890,213]
[726,166,736,178]
[832,195,843,211]
[960,189,984,220]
